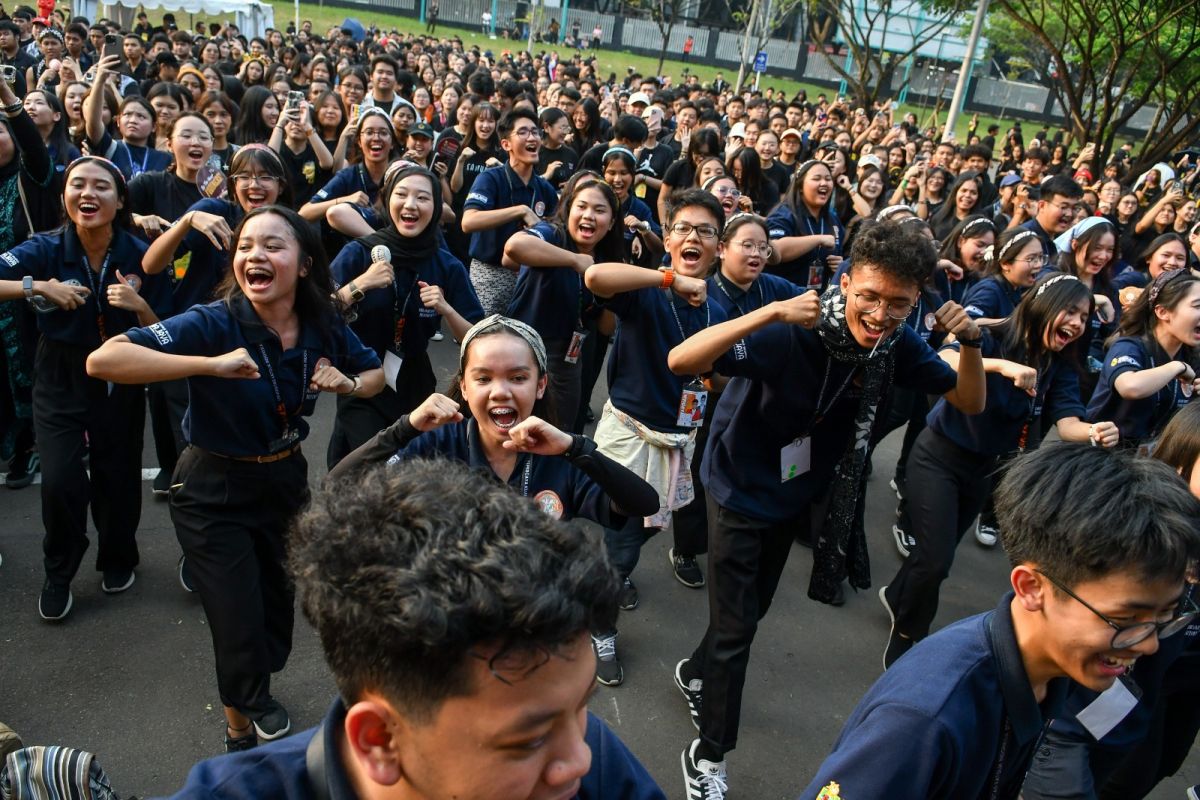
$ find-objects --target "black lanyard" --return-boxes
[124,142,151,177]
[80,250,113,342]
[804,358,857,438]
[713,273,764,317]
[392,274,419,350]
[257,343,309,439]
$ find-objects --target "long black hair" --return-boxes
[997,272,1094,370]
[1109,269,1200,369]
[1055,220,1117,295]
[31,90,74,170]
[550,174,624,263]
[232,85,276,145]
[929,170,982,234]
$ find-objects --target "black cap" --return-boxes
[155,51,180,67]
[408,121,434,139]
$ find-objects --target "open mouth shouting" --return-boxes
[185,145,207,167]
[576,218,597,241]
[678,244,704,271]
[1051,324,1080,349]
[244,265,274,292]
[1096,654,1137,678]
[365,140,388,160]
[76,199,101,221]
[859,316,891,344]
[398,208,422,230]
[719,196,735,214]
[488,405,518,431]
[244,187,270,207]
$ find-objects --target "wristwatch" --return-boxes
[347,281,365,302]
[22,275,33,300]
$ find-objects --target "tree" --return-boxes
[626,0,686,77]
[986,0,1200,174]
[731,0,808,92]
[807,0,975,108]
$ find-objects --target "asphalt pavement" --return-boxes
[1,334,1196,798]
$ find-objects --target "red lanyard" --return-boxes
[257,344,309,438]
[80,250,112,343]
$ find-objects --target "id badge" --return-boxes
[807,263,823,290]
[780,437,811,482]
[383,349,404,391]
[676,380,707,428]
[1075,676,1140,740]
[565,330,587,364]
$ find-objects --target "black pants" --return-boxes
[326,352,435,469]
[170,445,309,717]
[34,338,145,585]
[572,320,610,434]
[690,496,809,755]
[544,337,583,431]
[885,428,996,640]
[148,378,188,476]
[671,408,712,558]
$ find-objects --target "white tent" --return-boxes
[73,0,275,39]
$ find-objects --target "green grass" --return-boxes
[187,0,1033,142]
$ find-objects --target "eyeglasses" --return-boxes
[669,221,719,240]
[1049,202,1078,215]
[712,186,741,199]
[847,280,914,320]
[512,127,542,139]
[729,239,770,256]
[174,131,213,144]
[1037,569,1199,650]
[231,173,279,186]
[1017,253,1049,267]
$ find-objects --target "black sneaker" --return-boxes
[618,577,639,611]
[889,477,904,501]
[252,699,291,741]
[152,469,171,497]
[178,555,196,593]
[38,580,73,621]
[674,659,702,730]
[224,723,257,753]
[975,522,999,548]
[592,632,623,686]
[892,523,916,558]
[681,738,728,800]
[669,548,705,588]
[5,449,39,489]
[101,569,135,594]
[879,586,913,669]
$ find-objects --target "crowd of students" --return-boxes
[0,8,1199,800]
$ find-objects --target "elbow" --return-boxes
[85,348,111,380]
[460,214,480,234]
[667,346,699,376]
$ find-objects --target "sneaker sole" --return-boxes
[253,718,291,741]
[891,524,911,558]
[888,478,902,500]
[39,591,73,621]
[102,572,136,594]
[879,586,896,671]
[596,669,624,687]
[178,556,196,593]
[1186,788,1199,800]
[668,548,705,589]
[674,660,701,731]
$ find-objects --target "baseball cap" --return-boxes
[858,154,883,171]
[408,121,434,139]
[628,91,651,107]
[999,173,1022,188]
[728,122,746,139]
[781,127,802,141]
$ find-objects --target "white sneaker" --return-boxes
[682,739,727,800]
[975,521,999,547]
[892,523,915,558]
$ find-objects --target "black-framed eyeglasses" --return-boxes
[669,221,719,240]
[1037,569,1198,650]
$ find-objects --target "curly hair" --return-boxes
[848,219,936,288]
[291,459,620,719]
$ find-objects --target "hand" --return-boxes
[672,273,707,307]
[208,347,260,379]
[105,271,150,314]
[1093,293,1114,324]
[341,122,358,140]
[573,252,594,274]
[460,146,476,160]
[836,175,851,191]
[309,361,353,394]
[817,234,837,249]
[934,300,980,342]
[502,415,573,454]
[773,290,821,328]
[345,191,371,207]
[520,205,540,227]
[737,195,754,212]
[301,102,314,135]
[825,253,842,270]
[623,213,641,230]
[36,278,90,310]
[485,157,503,168]
[1177,362,1197,384]
[94,53,121,80]
[1089,421,1120,449]
[431,160,448,176]
[999,360,1038,396]
[417,280,447,313]
[187,210,233,250]
[132,213,171,239]
[938,258,964,281]
[360,257,394,291]
[543,160,562,178]
[60,56,82,83]
[409,392,463,431]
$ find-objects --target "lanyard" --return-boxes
[1016,364,1046,452]
[80,250,113,342]
[518,455,533,497]
[667,293,711,381]
[804,358,858,437]
[986,717,1013,800]
[392,274,419,350]
[123,141,151,177]
[713,273,764,317]
[257,343,309,438]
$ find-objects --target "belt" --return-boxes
[203,444,301,464]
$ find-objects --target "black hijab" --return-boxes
[360,164,443,265]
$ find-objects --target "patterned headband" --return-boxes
[996,230,1038,263]
[1148,268,1188,307]
[1035,273,1079,297]
[460,314,548,374]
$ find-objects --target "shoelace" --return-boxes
[696,761,728,798]
[592,635,617,660]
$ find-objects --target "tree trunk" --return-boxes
[734,0,760,93]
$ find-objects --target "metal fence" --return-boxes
[323,0,1161,133]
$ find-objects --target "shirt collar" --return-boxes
[466,418,532,486]
[317,698,359,800]
[987,592,1068,744]
[228,295,326,351]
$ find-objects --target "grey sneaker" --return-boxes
[592,632,623,686]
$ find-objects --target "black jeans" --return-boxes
[884,428,996,640]
[148,378,188,477]
[671,408,712,558]
[34,338,145,584]
[689,496,808,755]
[170,445,309,718]
[326,352,435,469]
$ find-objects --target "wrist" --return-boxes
[660,268,675,289]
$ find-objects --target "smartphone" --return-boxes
[349,103,362,125]
[0,64,14,85]
[102,33,122,61]
[286,90,304,110]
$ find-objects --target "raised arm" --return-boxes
[668,293,820,375]
[504,232,591,273]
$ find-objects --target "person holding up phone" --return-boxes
[268,94,332,209]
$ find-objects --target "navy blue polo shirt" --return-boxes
[506,222,594,343]
[707,270,801,319]
[927,333,1085,456]
[388,418,615,526]
[1086,336,1191,443]
[330,241,483,361]
[1021,217,1057,260]
[702,323,956,522]
[603,285,729,433]
[311,165,384,229]
[799,594,1069,800]
[619,195,660,245]
[963,274,1024,320]
[92,130,173,180]
[1112,265,1148,290]
[125,297,379,457]
[765,202,844,290]
[0,226,170,350]
[463,163,558,265]
[168,198,244,315]
[166,699,666,800]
